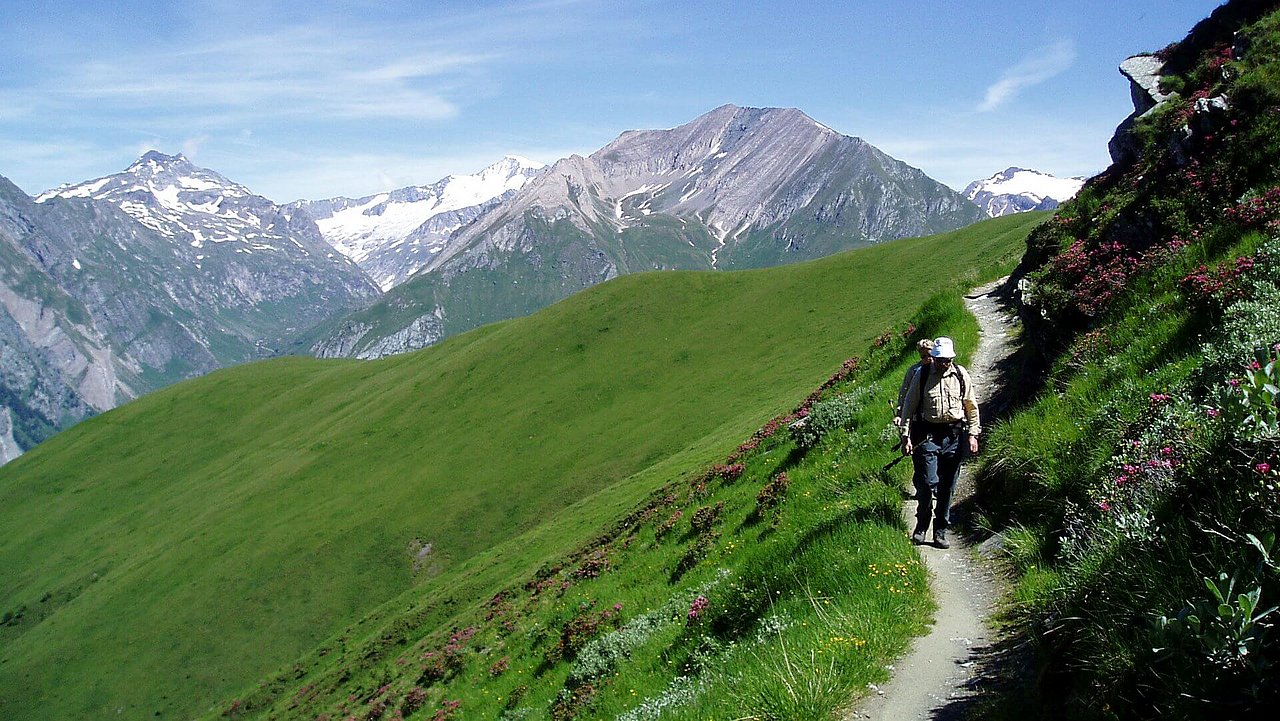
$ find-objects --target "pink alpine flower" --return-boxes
[687,595,709,623]
[1258,463,1272,474]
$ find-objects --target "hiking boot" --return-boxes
[911,526,928,545]
[933,529,950,549]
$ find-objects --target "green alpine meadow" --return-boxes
[0,213,1039,720]
[10,2,1280,720]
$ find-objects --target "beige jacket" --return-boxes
[899,363,980,438]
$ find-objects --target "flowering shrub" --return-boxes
[489,656,510,677]
[686,595,709,624]
[1068,329,1114,368]
[1223,186,1280,229]
[655,510,683,539]
[1044,238,1140,316]
[430,699,460,721]
[551,601,623,662]
[573,549,611,579]
[400,687,427,716]
[689,503,724,534]
[1180,255,1256,308]
[1197,238,1280,382]
[754,473,791,517]
[726,415,791,463]
[417,627,476,684]
[485,592,512,622]
[793,355,864,419]
[707,463,744,484]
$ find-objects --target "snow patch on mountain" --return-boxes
[296,155,544,290]
[962,167,1085,217]
[36,151,276,245]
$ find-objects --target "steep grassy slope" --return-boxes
[0,213,1040,720]
[214,289,986,721]
[970,3,1280,718]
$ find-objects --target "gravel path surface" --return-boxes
[847,276,1019,721]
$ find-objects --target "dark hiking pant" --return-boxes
[910,421,969,533]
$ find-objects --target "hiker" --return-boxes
[892,339,936,426]
[898,336,980,549]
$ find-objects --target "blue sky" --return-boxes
[0,0,1226,202]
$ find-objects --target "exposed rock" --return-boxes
[354,310,446,359]
[1110,55,1180,165]
[310,321,374,359]
[0,407,22,463]
[1121,55,1177,114]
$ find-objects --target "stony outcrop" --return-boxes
[1109,55,1179,165]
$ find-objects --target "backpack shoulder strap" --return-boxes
[913,363,929,420]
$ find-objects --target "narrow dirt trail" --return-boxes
[847,276,1019,721]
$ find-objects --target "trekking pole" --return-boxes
[882,439,908,471]
[882,454,908,471]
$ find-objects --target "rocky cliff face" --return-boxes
[309,105,985,359]
[0,154,381,462]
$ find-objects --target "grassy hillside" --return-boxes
[970,3,1280,718]
[211,288,986,721]
[0,212,1040,720]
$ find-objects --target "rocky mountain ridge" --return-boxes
[292,156,544,290]
[308,104,987,359]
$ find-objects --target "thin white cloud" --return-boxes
[978,40,1077,112]
[52,32,481,123]
[181,134,210,160]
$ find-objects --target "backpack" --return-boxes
[912,363,967,421]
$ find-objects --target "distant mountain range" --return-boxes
[1,104,1043,460]
[962,167,1084,217]
[305,104,987,359]
[290,156,544,291]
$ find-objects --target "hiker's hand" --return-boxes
[902,438,913,455]
[969,436,979,455]
[892,416,902,427]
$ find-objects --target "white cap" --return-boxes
[931,337,957,359]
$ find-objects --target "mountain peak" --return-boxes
[129,151,192,171]
[963,167,1085,217]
